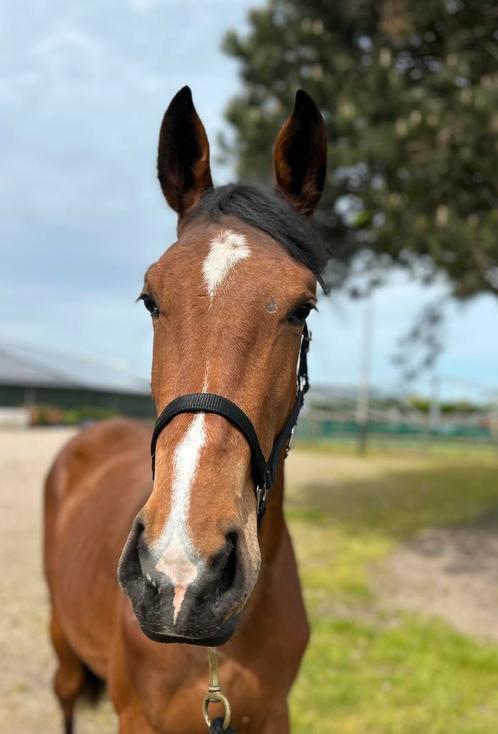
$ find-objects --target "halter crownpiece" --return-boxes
[150,324,311,522]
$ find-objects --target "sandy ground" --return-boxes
[0,428,116,734]
[377,518,498,642]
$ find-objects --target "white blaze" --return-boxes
[153,228,251,623]
[154,413,206,622]
[202,229,251,297]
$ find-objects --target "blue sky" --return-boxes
[1,0,496,402]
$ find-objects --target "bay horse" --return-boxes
[44,86,329,733]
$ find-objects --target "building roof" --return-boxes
[0,342,150,396]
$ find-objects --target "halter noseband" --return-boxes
[150,324,311,522]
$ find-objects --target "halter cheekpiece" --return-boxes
[150,324,311,522]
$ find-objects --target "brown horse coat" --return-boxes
[44,86,328,733]
[45,419,308,732]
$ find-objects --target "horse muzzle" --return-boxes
[118,518,254,645]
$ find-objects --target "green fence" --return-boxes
[296,416,494,447]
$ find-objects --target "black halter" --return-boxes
[150,324,311,522]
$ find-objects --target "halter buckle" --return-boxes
[256,467,272,519]
[285,424,298,458]
[256,484,268,517]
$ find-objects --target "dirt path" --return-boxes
[376,517,498,642]
[0,428,116,733]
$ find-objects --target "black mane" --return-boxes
[185,184,330,289]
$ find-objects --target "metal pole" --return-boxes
[427,373,441,454]
[356,294,374,455]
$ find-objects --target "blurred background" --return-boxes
[1,1,497,732]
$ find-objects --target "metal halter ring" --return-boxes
[202,689,232,730]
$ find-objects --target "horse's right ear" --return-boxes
[157,86,213,216]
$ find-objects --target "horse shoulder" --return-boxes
[44,419,152,677]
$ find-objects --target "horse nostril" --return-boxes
[134,525,166,593]
[118,516,146,591]
[216,532,238,600]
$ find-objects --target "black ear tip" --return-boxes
[169,85,193,110]
[178,85,192,99]
[295,89,310,103]
[294,89,320,116]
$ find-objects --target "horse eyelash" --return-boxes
[137,292,160,317]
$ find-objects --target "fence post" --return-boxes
[356,295,374,455]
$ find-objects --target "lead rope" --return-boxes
[202,648,236,733]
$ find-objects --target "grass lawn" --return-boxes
[286,447,498,733]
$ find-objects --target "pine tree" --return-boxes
[223,0,498,298]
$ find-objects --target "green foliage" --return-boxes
[62,406,119,425]
[223,0,498,298]
[407,395,488,414]
[31,405,119,426]
[31,405,58,426]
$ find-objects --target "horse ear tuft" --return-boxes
[157,87,213,216]
[273,90,327,217]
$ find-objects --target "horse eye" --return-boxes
[288,302,314,326]
[140,294,159,318]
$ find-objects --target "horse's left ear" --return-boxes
[273,90,327,217]
[157,86,213,217]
